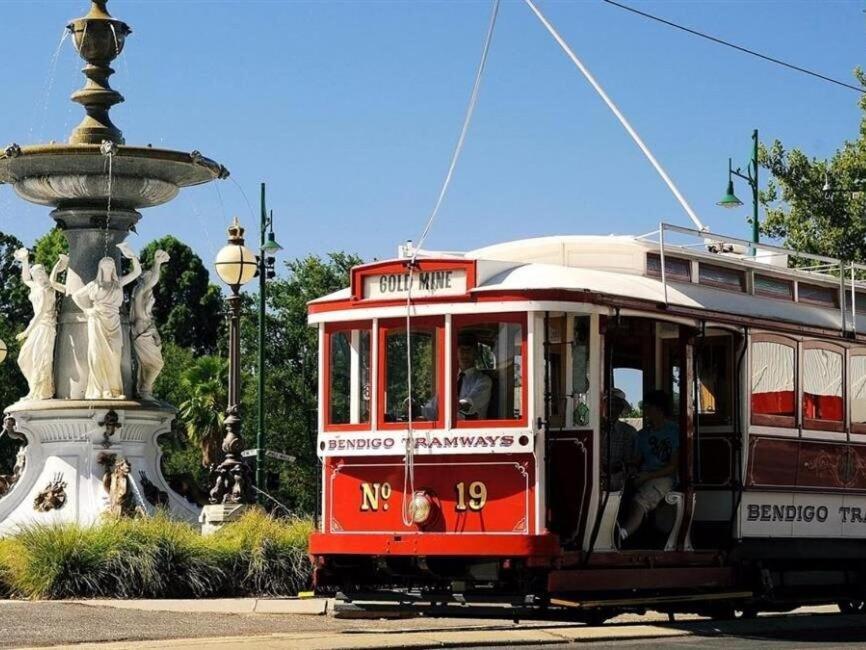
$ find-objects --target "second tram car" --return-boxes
[308,224,866,617]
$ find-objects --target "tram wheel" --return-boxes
[581,609,611,626]
[838,600,866,614]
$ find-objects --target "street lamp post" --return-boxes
[717,129,760,250]
[210,218,258,507]
[256,183,282,503]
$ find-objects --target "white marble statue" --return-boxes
[13,248,68,401]
[131,249,170,400]
[72,244,141,400]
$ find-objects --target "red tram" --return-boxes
[308,224,866,617]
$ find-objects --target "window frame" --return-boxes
[754,274,795,302]
[698,262,746,293]
[323,321,373,432]
[646,253,691,282]
[850,348,866,435]
[801,340,846,433]
[797,282,839,308]
[696,334,735,427]
[377,316,446,431]
[450,312,529,429]
[750,333,798,429]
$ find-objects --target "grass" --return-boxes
[0,509,313,599]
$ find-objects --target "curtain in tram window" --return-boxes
[851,356,866,425]
[802,348,843,422]
[751,341,795,416]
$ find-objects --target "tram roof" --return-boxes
[310,227,866,336]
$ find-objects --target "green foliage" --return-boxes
[140,236,224,355]
[0,510,312,599]
[0,232,28,452]
[760,68,866,262]
[32,228,68,270]
[211,508,313,596]
[242,252,362,514]
[177,355,228,468]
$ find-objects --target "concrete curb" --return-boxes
[17,610,866,650]
[69,597,332,616]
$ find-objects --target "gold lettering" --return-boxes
[455,481,487,512]
[361,482,392,511]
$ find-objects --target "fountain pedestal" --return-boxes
[0,402,200,532]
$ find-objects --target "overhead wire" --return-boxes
[602,0,865,95]
[523,0,706,231]
[401,0,501,527]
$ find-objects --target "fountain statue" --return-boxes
[0,1,229,530]
[131,250,170,401]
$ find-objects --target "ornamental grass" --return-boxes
[0,509,313,600]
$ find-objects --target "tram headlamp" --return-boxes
[409,491,433,525]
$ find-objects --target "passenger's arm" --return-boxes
[459,374,492,418]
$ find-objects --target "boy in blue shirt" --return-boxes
[618,390,680,545]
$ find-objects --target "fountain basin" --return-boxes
[0,144,228,210]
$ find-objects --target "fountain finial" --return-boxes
[67,0,132,145]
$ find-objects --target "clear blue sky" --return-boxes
[0,0,863,275]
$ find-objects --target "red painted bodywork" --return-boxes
[321,454,536,538]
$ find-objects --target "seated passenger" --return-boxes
[618,389,679,545]
[420,333,492,420]
[600,388,637,492]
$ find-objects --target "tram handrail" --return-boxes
[648,223,866,337]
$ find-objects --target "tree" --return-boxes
[177,355,228,468]
[760,69,866,261]
[244,252,362,513]
[0,231,29,472]
[33,228,68,270]
[139,237,224,355]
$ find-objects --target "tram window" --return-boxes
[699,263,746,292]
[856,293,866,315]
[755,275,794,301]
[751,338,796,426]
[802,345,843,428]
[613,368,643,419]
[646,254,691,282]
[326,326,371,427]
[698,337,733,426]
[798,282,839,308]
[661,340,681,418]
[383,325,440,423]
[850,354,866,431]
[572,316,591,426]
[453,315,525,424]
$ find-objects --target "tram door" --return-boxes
[601,317,695,551]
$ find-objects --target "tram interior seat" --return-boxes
[596,489,690,552]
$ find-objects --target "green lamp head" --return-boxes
[262,231,283,255]
[717,179,743,209]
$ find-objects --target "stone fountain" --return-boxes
[0,1,228,531]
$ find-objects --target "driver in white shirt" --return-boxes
[420,333,493,420]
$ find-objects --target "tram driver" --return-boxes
[418,332,492,420]
[601,388,637,492]
[618,389,680,545]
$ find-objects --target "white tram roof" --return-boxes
[310,226,866,336]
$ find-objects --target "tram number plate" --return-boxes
[326,458,533,534]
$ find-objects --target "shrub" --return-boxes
[213,508,314,596]
[0,509,312,599]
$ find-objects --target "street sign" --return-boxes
[240,448,296,463]
[266,449,296,463]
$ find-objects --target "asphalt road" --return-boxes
[2,601,866,649]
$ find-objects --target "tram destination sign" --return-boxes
[363,268,468,300]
